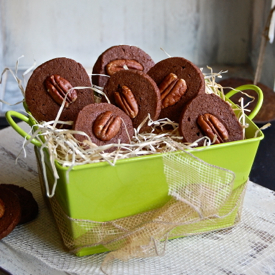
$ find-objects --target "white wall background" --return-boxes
[0,0,252,67]
[0,0,274,87]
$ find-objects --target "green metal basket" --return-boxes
[5,84,264,256]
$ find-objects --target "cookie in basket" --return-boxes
[92,45,155,88]
[25,57,95,126]
[147,57,205,123]
[179,93,243,145]
[102,69,161,132]
[73,102,134,152]
[1,184,39,225]
[0,185,21,240]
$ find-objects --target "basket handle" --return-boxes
[5,110,42,147]
[225,84,263,120]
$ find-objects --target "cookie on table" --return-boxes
[0,185,21,240]
[147,57,205,123]
[92,45,155,88]
[1,184,39,225]
[102,69,161,132]
[25,57,95,125]
[179,93,243,146]
[73,103,134,151]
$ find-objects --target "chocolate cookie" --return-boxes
[179,93,243,145]
[102,69,161,132]
[147,57,205,123]
[73,103,134,151]
[25,57,95,125]
[1,184,39,225]
[0,185,21,240]
[92,45,155,88]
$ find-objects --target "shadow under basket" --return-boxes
[6,84,265,257]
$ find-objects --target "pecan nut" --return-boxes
[93,111,122,141]
[44,75,77,108]
[158,73,187,108]
[0,198,5,219]
[197,113,229,144]
[106,59,144,76]
[114,85,139,118]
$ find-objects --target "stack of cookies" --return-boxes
[0,184,38,240]
[24,45,243,150]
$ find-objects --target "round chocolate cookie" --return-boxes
[73,103,134,151]
[25,57,95,125]
[102,69,161,132]
[179,93,243,146]
[1,184,39,225]
[92,45,155,88]
[147,57,205,123]
[0,185,21,240]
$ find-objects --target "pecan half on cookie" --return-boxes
[44,74,77,108]
[147,57,205,123]
[179,93,243,146]
[92,45,155,88]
